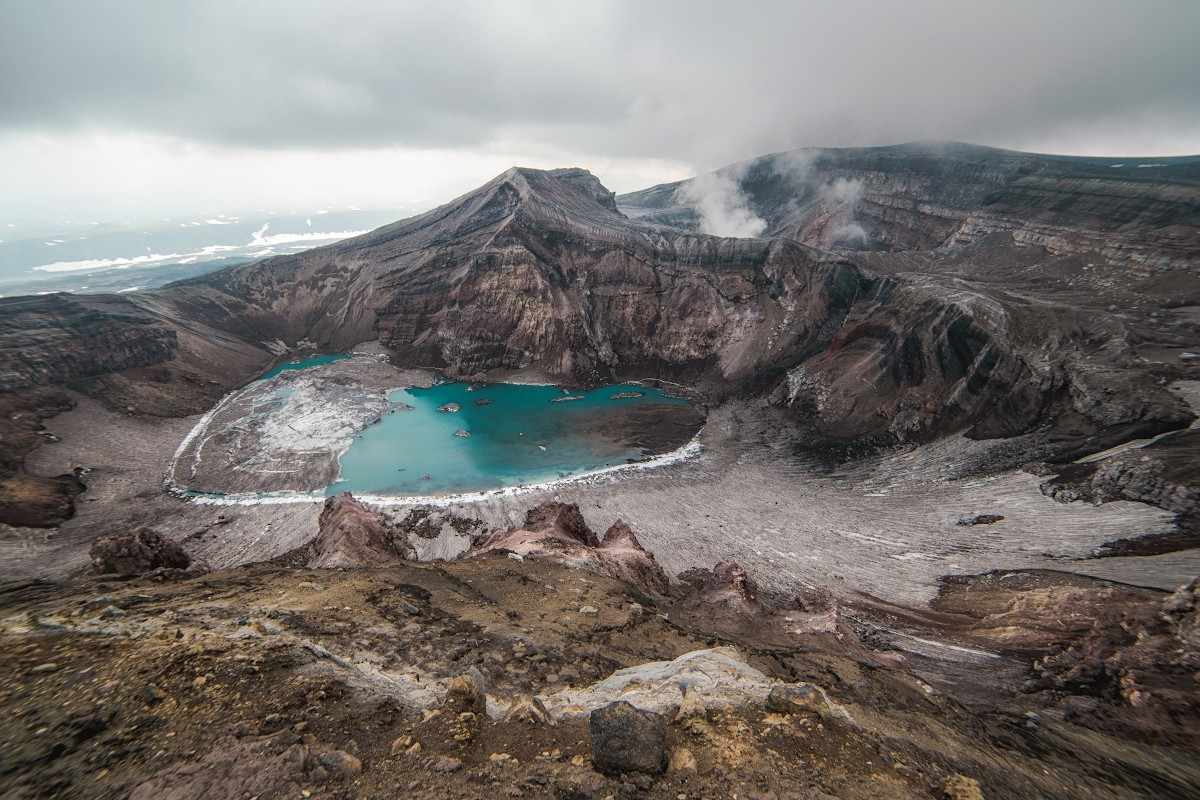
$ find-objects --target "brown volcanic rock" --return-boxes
[931,570,1164,655]
[595,520,670,596]
[1026,577,1200,752]
[305,492,415,568]
[677,559,764,615]
[90,527,191,575]
[522,501,598,546]
[467,502,669,597]
[671,563,906,668]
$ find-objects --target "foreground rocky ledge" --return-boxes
[1,500,1198,799]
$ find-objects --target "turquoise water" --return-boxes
[330,382,690,497]
[259,354,349,380]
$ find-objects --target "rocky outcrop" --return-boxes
[930,569,1165,655]
[521,501,597,546]
[771,270,1193,451]
[676,559,764,614]
[89,527,191,575]
[304,492,415,568]
[468,502,670,597]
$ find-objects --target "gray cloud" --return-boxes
[2,0,1198,169]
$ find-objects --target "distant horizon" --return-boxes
[6,138,1199,234]
[3,136,1196,297]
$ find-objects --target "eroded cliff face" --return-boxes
[774,269,1194,451]
[0,294,178,392]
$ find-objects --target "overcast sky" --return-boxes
[2,0,1198,225]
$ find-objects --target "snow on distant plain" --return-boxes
[34,252,185,273]
[249,225,368,247]
[31,230,363,273]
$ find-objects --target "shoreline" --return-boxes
[175,433,705,508]
[167,357,704,503]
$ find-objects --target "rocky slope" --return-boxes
[3,502,1198,799]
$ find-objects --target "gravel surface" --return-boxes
[3,371,1193,608]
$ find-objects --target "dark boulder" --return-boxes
[589,701,666,776]
[90,528,190,575]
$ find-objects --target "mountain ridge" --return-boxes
[0,142,1197,527]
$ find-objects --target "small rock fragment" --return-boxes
[429,755,463,773]
[956,514,1005,527]
[579,605,599,617]
[29,663,59,674]
[319,750,362,778]
[942,773,985,800]
[137,684,166,705]
[667,747,698,774]
[504,694,556,726]
[443,672,486,714]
